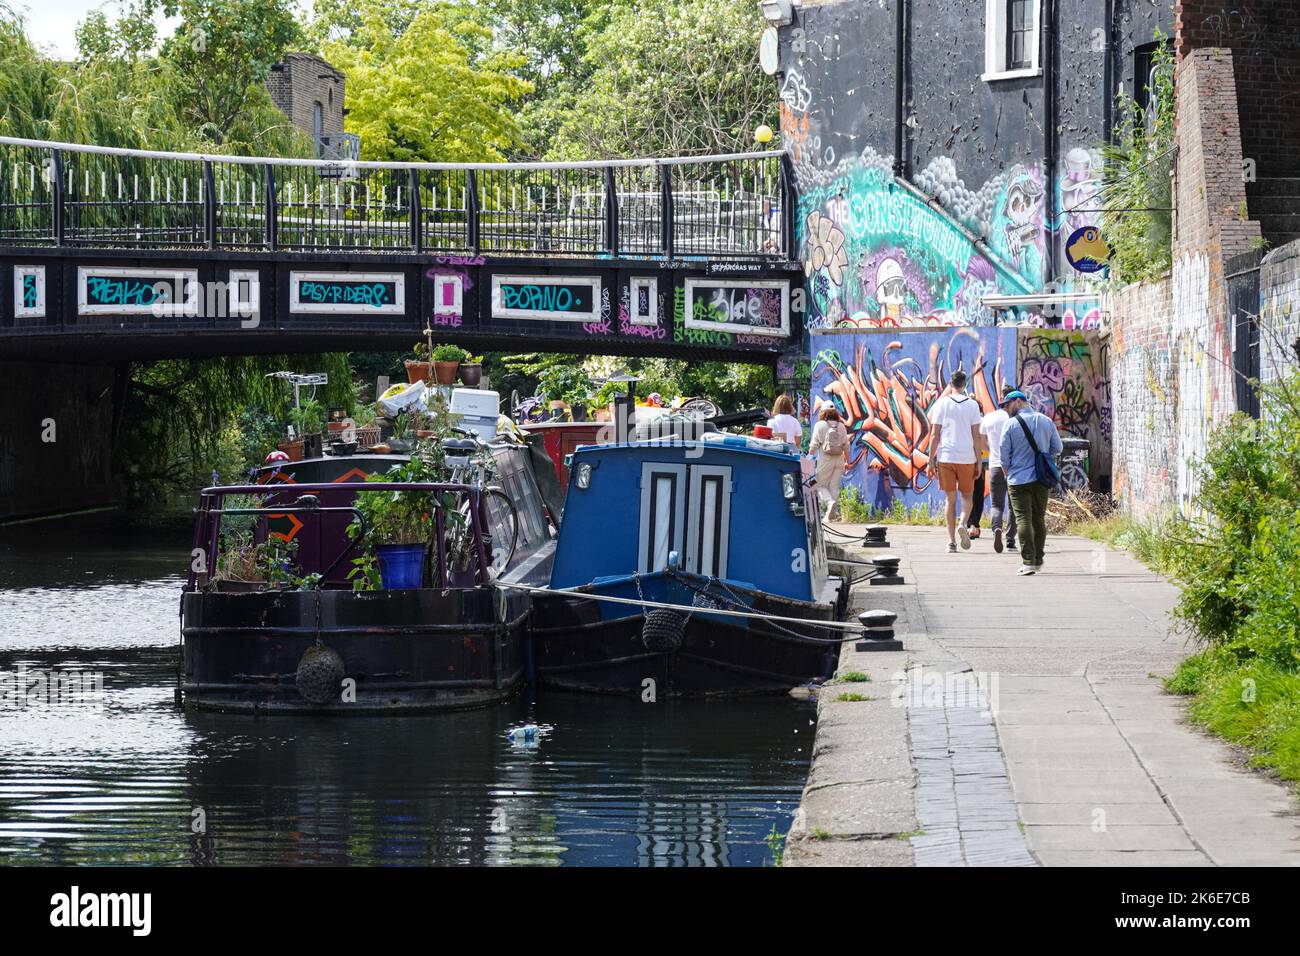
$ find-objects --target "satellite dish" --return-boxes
[759,27,780,76]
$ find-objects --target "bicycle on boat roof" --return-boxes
[437,426,520,576]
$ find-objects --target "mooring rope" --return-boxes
[498,579,869,636]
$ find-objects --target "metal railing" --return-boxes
[0,136,794,259]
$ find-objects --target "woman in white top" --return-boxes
[767,394,803,445]
[809,405,850,520]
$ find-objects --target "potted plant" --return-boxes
[538,365,589,421]
[406,342,433,384]
[592,380,621,422]
[347,455,447,590]
[431,343,468,386]
[564,383,593,422]
[289,400,325,459]
[458,354,484,387]
[212,519,299,592]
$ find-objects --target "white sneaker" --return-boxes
[958,525,971,550]
[1016,564,1036,576]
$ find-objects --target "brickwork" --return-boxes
[1109,47,1251,520]
[1176,1,1300,180]
[266,53,345,148]
[1258,238,1300,410]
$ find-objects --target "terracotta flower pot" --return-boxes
[433,360,460,386]
[458,363,482,387]
[277,439,304,462]
[405,359,432,384]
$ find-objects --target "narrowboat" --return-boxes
[527,430,851,696]
[180,446,555,714]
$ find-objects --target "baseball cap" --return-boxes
[999,389,1028,407]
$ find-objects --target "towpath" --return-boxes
[784,525,1300,866]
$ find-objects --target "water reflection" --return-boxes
[0,515,811,866]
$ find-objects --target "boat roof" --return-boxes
[568,436,799,463]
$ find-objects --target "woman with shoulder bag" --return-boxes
[809,406,850,521]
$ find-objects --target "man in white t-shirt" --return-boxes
[979,385,1016,555]
[925,370,985,552]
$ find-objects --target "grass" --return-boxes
[834,692,873,702]
[833,671,871,683]
[765,825,786,866]
[1067,512,1173,572]
[1166,651,1300,784]
[810,827,831,841]
[836,487,947,526]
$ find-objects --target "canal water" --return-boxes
[0,515,813,866]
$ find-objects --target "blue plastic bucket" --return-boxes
[376,544,424,589]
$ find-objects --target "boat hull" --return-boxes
[181,587,529,714]
[529,575,844,697]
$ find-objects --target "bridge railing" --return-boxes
[0,137,795,260]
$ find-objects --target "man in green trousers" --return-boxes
[996,389,1062,576]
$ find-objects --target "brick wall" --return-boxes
[1258,238,1300,408]
[266,53,345,145]
[1176,1,1300,180]
[1108,46,1251,520]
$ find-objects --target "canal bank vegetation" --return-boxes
[1083,366,1300,787]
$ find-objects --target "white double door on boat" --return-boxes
[637,462,732,577]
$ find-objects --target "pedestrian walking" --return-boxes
[924,370,985,553]
[980,385,1017,555]
[809,405,850,521]
[997,389,1063,575]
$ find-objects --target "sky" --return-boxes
[12,0,309,59]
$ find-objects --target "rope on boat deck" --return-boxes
[497,579,868,641]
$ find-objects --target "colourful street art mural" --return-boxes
[811,327,1016,510]
[1016,328,1112,487]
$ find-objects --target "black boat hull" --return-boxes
[528,582,844,697]
[181,587,529,714]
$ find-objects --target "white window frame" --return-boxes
[983,0,1041,82]
[491,274,601,322]
[629,276,658,326]
[77,266,198,316]
[228,269,260,320]
[13,265,45,319]
[289,270,405,314]
[433,273,464,317]
[638,462,687,574]
[683,278,790,338]
[685,465,732,579]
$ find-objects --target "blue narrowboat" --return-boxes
[528,431,851,696]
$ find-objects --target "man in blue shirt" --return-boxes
[997,390,1063,575]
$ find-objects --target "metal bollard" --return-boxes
[855,609,903,652]
[868,555,904,586]
[861,523,890,548]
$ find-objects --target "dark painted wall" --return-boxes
[782,0,1174,332]
[0,359,117,520]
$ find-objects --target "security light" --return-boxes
[758,0,793,26]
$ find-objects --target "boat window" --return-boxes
[638,463,686,573]
[491,444,551,551]
[686,465,732,578]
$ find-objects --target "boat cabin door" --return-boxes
[637,462,733,577]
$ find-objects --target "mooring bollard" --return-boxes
[868,555,904,586]
[861,523,890,548]
[855,609,902,652]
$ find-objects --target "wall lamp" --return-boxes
[758,0,794,26]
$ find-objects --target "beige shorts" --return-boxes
[937,461,976,495]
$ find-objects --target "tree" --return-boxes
[157,0,301,146]
[552,0,777,159]
[319,0,531,162]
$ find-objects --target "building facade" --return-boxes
[266,52,358,161]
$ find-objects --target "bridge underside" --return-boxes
[1,248,803,364]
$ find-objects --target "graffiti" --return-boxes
[618,284,666,339]
[433,255,485,267]
[502,283,581,313]
[1016,329,1111,485]
[990,164,1046,285]
[85,276,165,307]
[432,313,462,328]
[297,280,395,308]
[811,328,1015,509]
[582,318,612,335]
[779,70,811,112]
[692,286,782,328]
[673,285,732,346]
[22,274,38,309]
